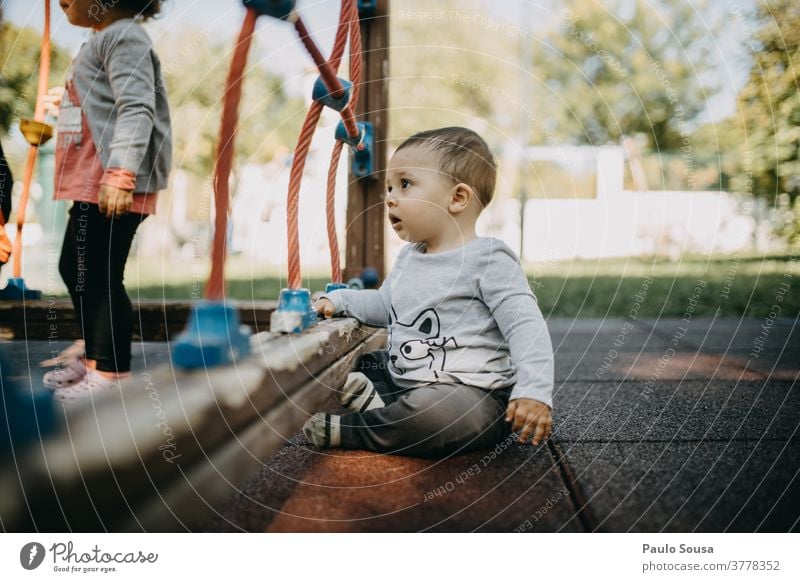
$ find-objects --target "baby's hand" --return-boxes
[312,298,335,318]
[506,398,552,445]
[98,184,133,218]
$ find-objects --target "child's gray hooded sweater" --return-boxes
[68,18,171,192]
[321,237,555,407]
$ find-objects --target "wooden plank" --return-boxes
[2,319,381,530]
[344,0,389,282]
[122,343,368,531]
[0,299,277,341]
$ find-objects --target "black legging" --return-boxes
[59,202,145,373]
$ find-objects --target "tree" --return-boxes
[536,0,723,150]
[156,29,305,177]
[733,0,800,205]
[0,21,70,135]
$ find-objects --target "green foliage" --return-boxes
[539,0,722,149]
[733,0,800,204]
[123,251,799,318]
[389,0,519,146]
[156,30,304,176]
[0,22,70,135]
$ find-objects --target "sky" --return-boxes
[2,0,752,123]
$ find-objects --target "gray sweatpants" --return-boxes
[339,350,512,458]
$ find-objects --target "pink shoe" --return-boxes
[43,358,87,390]
[52,369,118,402]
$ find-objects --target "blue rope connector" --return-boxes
[312,76,353,112]
[357,0,376,17]
[335,121,373,177]
[0,277,42,300]
[0,348,57,456]
[243,0,296,20]
[172,301,252,369]
[270,288,317,333]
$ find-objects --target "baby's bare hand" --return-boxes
[506,398,552,445]
[312,298,335,318]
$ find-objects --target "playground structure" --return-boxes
[0,0,391,530]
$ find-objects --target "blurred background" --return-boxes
[1,0,798,317]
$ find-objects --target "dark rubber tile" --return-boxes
[553,380,799,442]
[554,349,764,382]
[261,439,582,532]
[560,440,800,532]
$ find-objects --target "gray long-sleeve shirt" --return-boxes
[321,237,555,407]
[68,18,171,192]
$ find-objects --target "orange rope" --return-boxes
[10,0,50,278]
[204,7,257,301]
[325,140,344,283]
[324,0,362,284]
[286,0,353,290]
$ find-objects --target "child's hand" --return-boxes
[0,225,10,264]
[506,398,552,445]
[98,184,133,218]
[43,86,64,118]
[312,298,335,318]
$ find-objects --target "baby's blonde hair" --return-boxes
[396,127,497,210]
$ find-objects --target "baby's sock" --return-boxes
[340,372,385,412]
[302,413,341,448]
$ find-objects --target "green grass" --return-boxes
[123,252,799,318]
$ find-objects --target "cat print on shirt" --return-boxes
[389,307,458,379]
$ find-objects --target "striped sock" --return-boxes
[340,372,385,413]
[302,412,341,448]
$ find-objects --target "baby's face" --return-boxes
[385,145,457,244]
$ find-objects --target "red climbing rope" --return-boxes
[286,0,357,290]
[10,0,51,278]
[204,7,257,301]
[204,0,361,296]
[324,1,362,284]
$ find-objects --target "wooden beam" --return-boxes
[1,319,384,531]
[0,299,277,341]
[344,0,389,282]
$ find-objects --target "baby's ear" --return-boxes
[449,183,474,214]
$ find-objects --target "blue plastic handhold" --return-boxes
[359,267,379,289]
[0,347,57,456]
[270,288,316,333]
[0,277,42,300]
[347,277,365,290]
[357,0,376,17]
[243,0,295,20]
[172,301,252,369]
[324,282,348,294]
[312,76,353,112]
[335,121,374,177]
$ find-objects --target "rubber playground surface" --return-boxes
[7,316,799,532]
